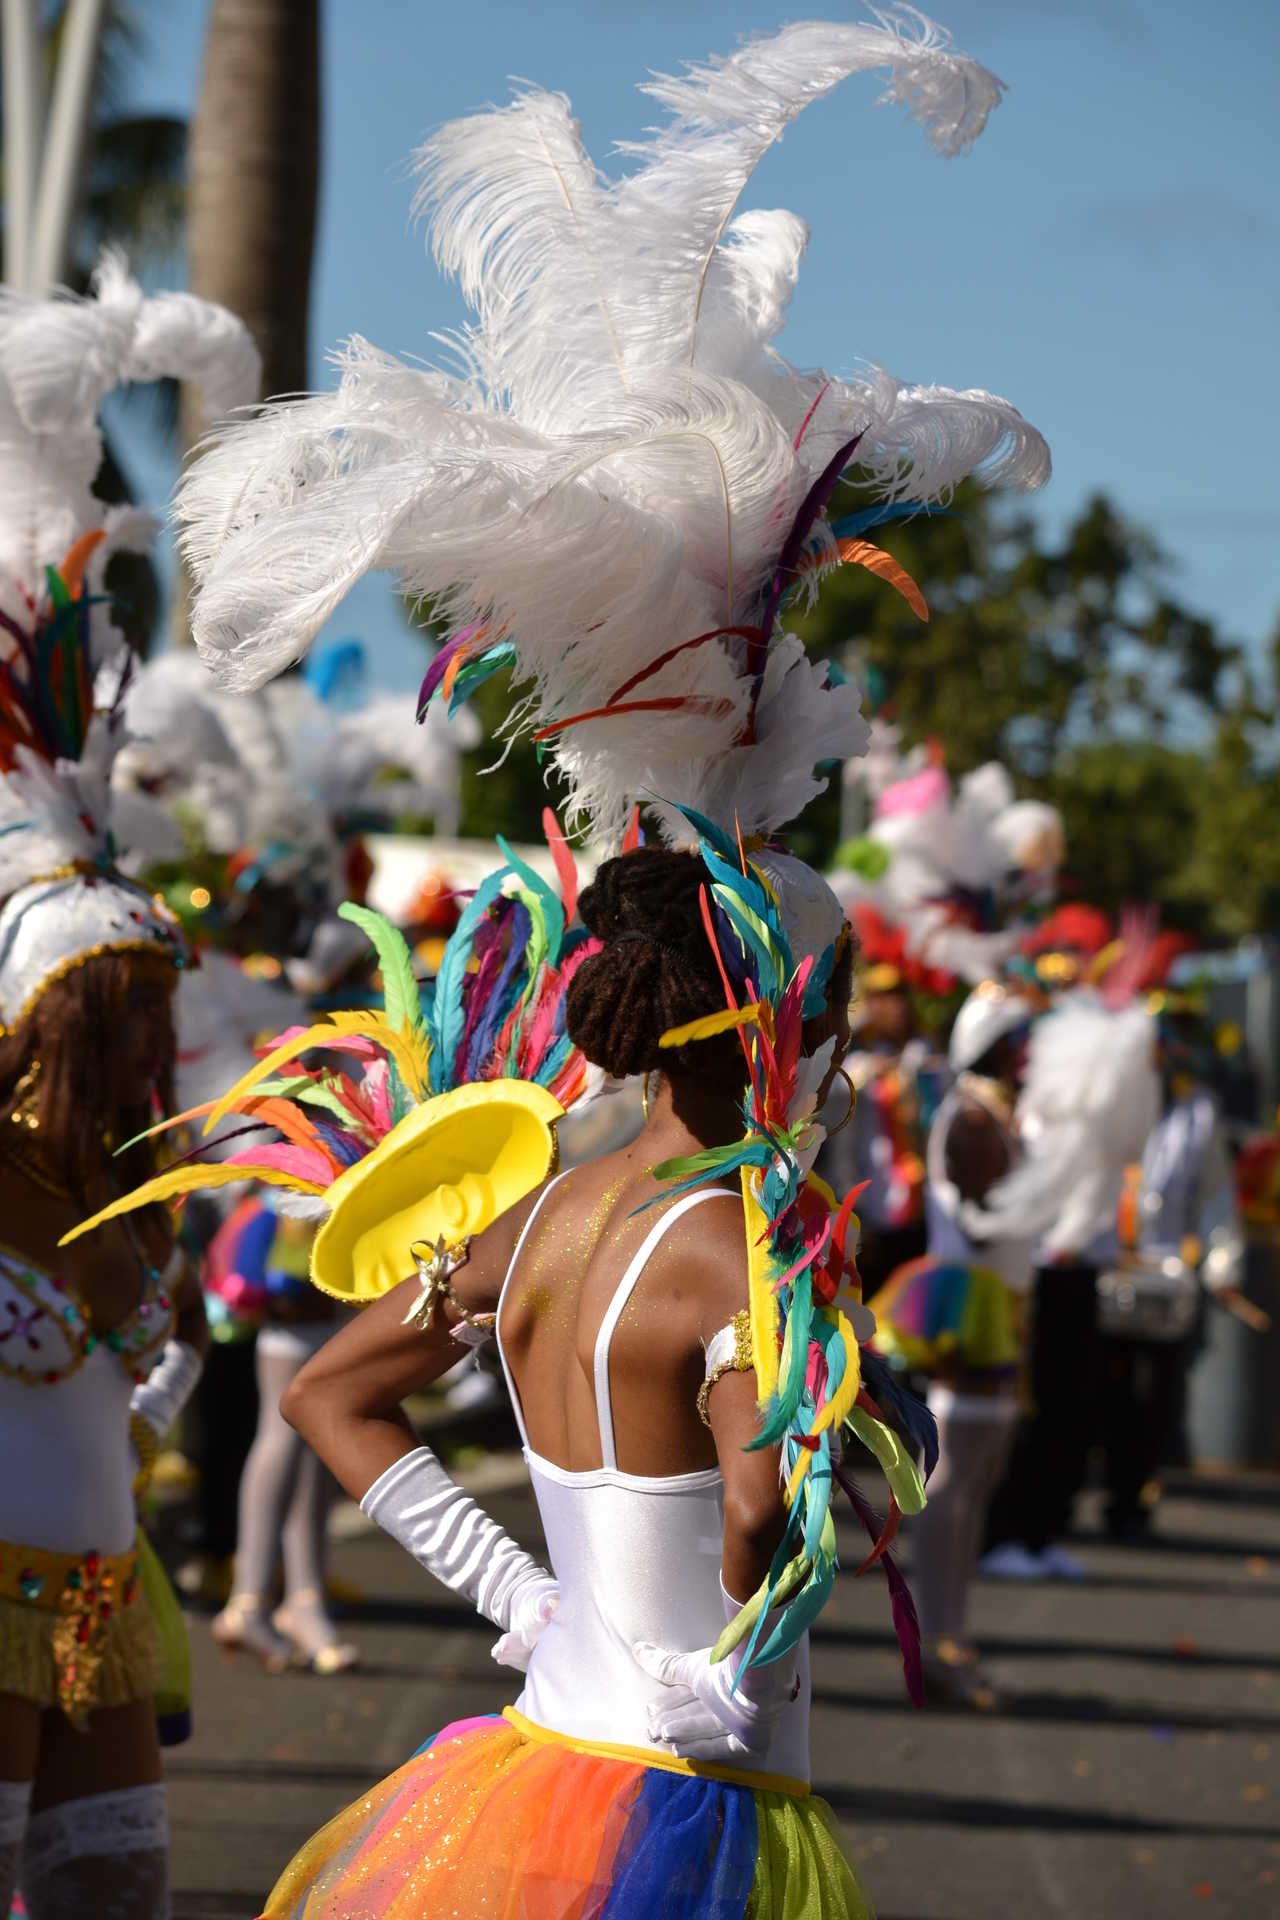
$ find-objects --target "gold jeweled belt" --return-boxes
[0,1537,141,1726]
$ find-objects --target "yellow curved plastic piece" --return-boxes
[741,1167,780,1405]
[309,1079,564,1303]
[59,1162,327,1247]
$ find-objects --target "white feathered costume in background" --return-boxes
[983,993,1160,1259]
[176,7,1049,854]
[0,253,260,1029]
[837,743,1064,985]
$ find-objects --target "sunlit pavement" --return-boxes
[165,1465,1280,1920]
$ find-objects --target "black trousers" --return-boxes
[858,1220,929,1301]
[985,1264,1100,1554]
[1098,1334,1188,1528]
[193,1336,260,1559]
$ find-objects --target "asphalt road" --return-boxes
[165,1465,1280,1920]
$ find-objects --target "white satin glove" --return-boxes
[129,1339,203,1443]
[361,1446,558,1673]
[633,1580,800,1761]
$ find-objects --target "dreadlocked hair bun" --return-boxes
[566,847,745,1084]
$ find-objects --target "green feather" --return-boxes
[337,903,422,1036]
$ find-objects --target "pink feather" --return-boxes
[226,1142,337,1185]
[542,807,578,926]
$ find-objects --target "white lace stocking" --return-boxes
[20,1784,170,1920]
[0,1778,32,1918]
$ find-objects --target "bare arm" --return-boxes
[281,1184,542,1501]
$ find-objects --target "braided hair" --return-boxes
[566,848,747,1083]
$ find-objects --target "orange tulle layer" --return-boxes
[260,1712,873,1919]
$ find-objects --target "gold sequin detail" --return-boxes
[697,1308,753,1426]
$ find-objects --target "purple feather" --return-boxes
[833,1459,924,1708]
[452,913,509,1083]
[416,624,482,719]
[751,430,866,685]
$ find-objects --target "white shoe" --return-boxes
[1039,1545,1087,1581]
[978,1543,1048,1581]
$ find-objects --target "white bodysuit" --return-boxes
[495,1181,811,1784]
[0,1245,175,1555]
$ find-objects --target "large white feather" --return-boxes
[178,9,1048,845]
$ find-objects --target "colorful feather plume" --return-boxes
[652,809,932,1701]
[60,815,601,1241]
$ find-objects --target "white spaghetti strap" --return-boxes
[593,1188,737,1471]
[495,1173,568,1449]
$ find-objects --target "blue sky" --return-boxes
[115,0,1280,692]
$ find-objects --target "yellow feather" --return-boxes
[659,1002,762,1049]
[203,1010,426,1137]
[59,1163,327,1247]
[810,1309,862,1439]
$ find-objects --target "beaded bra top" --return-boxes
[0,1245,174,1387]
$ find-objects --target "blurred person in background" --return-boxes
[871,981,1038,1706]
[1093,954,1246,1538]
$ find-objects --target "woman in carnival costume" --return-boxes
[0,259,257,1918]
[70,11,1049,1911]
[870,978,1040,1707]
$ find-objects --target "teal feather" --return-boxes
[449,641,516,713]
[496,836,564,964]
[751,1556,836,1666]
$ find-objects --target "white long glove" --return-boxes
[129,1339,203,1442]
[361,1446,558,1672]
[633,1579,800,1761]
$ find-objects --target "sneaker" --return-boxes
[1039,1544,1087,1580]
[978,1542,1049,1581]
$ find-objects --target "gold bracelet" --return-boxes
[130,1411,160,1497]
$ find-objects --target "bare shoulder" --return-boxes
[655,1183,748,1341]
[448,1178,551,1318]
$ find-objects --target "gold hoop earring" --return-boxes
[824,1065,856,1139]
[641,1071,653,1122]
[9,1058,42,1132]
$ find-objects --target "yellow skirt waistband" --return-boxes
[0,1538,139,1612]
[501,1705,811,1799]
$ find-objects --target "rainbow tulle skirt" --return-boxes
[869,1256,1022,1378]
[260,1708,872,1919]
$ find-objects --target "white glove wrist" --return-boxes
[361,1446,558,1670]
[128,1339,203,1443]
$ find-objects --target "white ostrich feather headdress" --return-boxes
[0,253,260,1030]
[178,8,1049,911]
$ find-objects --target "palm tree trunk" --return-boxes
[176,0,321,641]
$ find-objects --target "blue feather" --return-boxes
[860,1349,940,1481]
[461,900,531,1083]
[828,503,953,540]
